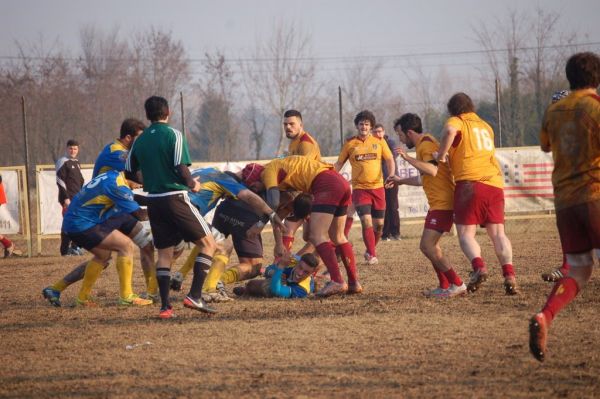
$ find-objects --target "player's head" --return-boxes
[373,123,385,139]
[447,92,475,116]
[354,110,376,137]
[119,118,146,147]
[551,90,570,104]
[565,52,600,90]
[283,109,303,139]
[394,113,422,149]
[66,139,79,158]
[241,163,265,192]
[294,253,319,280]
[292,193,312,219]
[144,96,170,122]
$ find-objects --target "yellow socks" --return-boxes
[51,279,68,292]
[142,264,157,296]
[221,267,241,285]
[77,259,105,301]
[179,245,200,279]
[202,254,229,292]
[116,255,134,299]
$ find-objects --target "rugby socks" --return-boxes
[436,270,450,289]
[116,256,134,300]
[501,263,515,278]
[362,226,377,257]
[282,236,294,251]
[221,267,240,284]
[202,253,229,292]
[344,217,354,237]
[443,268,463,287]
[189,253,212,299]
[77,259,105,301]
[541,277,580,324]
[156,267,171,310]
[51,279,69,292]
[0,237,11,248]
[144,266,158,297]
[179,245,200,279]
[336,243,358,284]
[316,241,344,284]
[471,257,486,272]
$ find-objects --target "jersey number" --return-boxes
[473,128,494,151]
[87,174,109,189]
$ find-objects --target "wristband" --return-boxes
[268,211,277,222]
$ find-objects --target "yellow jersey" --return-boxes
[288,131,321,161]
[337,134,393,189]
[416,134,454,211]
[540,90,600,210]
[445,112,503,188]
[262,156,333,193]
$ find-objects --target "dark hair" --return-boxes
[300,253,319,268]
[120,118,146,139]
[66,139,79,147]
[354,110,376,127]
[565,52,600,90]
[374,123,385,130]
[292,193,312,219]
[396,113,423,134]
[144,96,169,122]
[447,92,475,116]
[284,109,302,120]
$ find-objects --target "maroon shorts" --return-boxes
[556,200,600,254]
[352,187,386,211]
[310,170,351,216]
[454,181,504,225]
[424,209,454,233]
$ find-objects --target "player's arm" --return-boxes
[398,147,438,177]
[382,141,396,177]
[237,188,285,231]
[436,123,457,163]
[385,175,422,187]
[55,160,69,206]
[334,144,349,172]
[269,268,293,298]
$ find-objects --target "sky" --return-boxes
[2,0,600,96]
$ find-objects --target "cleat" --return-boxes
[365,254,379,265]
[446,283,467,297]
[170,272,183,291]
[391,235,402,241]
[381,236,391,242]
[74,297,99,308]
[202,291,234,303]
[467,269,488,293]
[541,269,564,283]
[316,281,348,297]
[529,313,548,362]
[183,296,217,314]
[118,294,153,306]
[159,306,176,319]
[232,286,246,296]
[42,287,62,307]
[347,281,363,294]
[363,251,371,261]
[140,292,160,303]
[504,277,519,295]
[423,287,449,298]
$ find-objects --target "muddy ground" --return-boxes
[1,219,599,398]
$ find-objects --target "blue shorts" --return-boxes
[66,213,138,251]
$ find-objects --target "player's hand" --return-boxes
[385,176,400,188]
[190,177,201,193]
[278,251,292,269]
[273,242,288,260]
[395,147,408,159]
[435,152,448,163]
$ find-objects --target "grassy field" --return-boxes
[1,219,599,398]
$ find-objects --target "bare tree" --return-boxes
[240,22,317,155]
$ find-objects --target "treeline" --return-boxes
[0,7,594,167]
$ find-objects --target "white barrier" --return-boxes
[0,166,32,256]
[35,146,555,242]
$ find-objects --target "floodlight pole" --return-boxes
[21,96,32,257]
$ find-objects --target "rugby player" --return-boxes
[436,93,518,295]
[386,113,466,298]
[335,110,395,265]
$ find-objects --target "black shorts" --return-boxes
[67,213,138,251]
[212,199,263,258]
[147,192,211,249]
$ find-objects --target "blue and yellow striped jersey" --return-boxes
[265,257,315,299]
[188,168,248,215]
[92,140,129,178]
[62,170,139,233]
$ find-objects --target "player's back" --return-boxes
[263,156,332,193]
[189,168,248,215]
[93,140,128,178]
[417,134,455,211]
[541,92,600,209]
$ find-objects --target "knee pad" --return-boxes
[132,225,153,249]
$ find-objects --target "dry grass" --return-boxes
[1,219,599,398]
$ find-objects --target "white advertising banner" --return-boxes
[36,147,556,236]
[0,170,21,234]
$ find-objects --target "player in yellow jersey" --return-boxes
[245,155,361,297]
[436,93,517,295]
[529,52,600,362]
[386,113,466,298]
[281,109,321,254]
[335,110,395,265]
